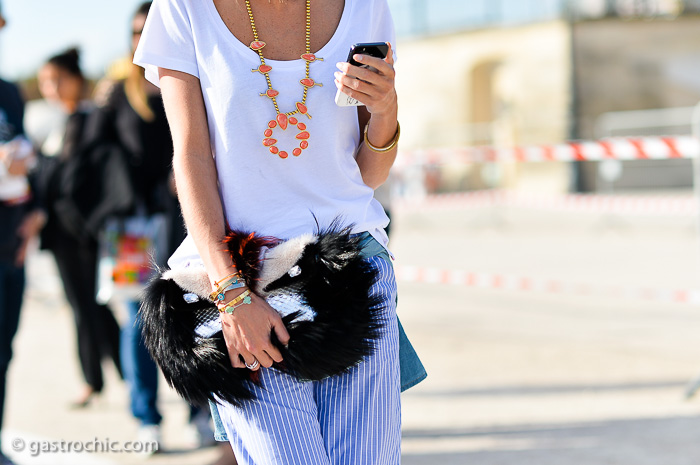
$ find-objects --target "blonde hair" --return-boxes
[124,64,155,122]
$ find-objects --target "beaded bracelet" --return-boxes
[363,121,400,153]
[218,289,253,315]
[209,273,245,303]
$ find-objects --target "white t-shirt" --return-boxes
[134,0,396,265]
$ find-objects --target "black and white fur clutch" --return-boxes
[139,226,384,407]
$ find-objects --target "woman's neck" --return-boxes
[215,0,343,61]
[246,0,299,13]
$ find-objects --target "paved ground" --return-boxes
[4,195,700,464]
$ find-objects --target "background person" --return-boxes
[31,48,123,408]
[84,2,221,452]
[0,3,44,465]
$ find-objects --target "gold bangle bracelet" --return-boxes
[214,272,240,288]
[218,289,253,314]
[363,121,400,153]
[209,275,246,303]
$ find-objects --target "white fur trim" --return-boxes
[164,234,317,299]
[163,266,211,298]
[256,234,316,295]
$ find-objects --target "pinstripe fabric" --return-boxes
[216,256,401,465]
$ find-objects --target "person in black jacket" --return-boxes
[0,5,44,465]
[80,2,187,447]
[33,48,124,408]
[0,78,32,465]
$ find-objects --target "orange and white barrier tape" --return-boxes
[392,190,698,216]
[393,190,504,211]
[396,136,700,167]
[394,266,700,305]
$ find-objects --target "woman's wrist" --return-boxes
[364,121,400,153]
[210,269,248,298]
[218,289,253,314]
[369,101,397,122]
[365,114,399,150]
[206,254,239,287]
[210,272,246,303]
[217,286,252,314]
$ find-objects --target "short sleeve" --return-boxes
[133,0,199,87]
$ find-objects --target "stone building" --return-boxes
[389,0,700,192]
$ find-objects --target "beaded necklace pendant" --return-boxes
[245,0,323,159]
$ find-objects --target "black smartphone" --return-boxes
[335,42,389,107]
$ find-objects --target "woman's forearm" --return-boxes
[335,46,399,190]
[355,110,399,189]
[159,68,235,283]
[172,149,235,279]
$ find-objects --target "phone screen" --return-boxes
[347,42,389,68]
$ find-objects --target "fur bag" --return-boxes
[139,226,384,407]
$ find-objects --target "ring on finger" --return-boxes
[245,359,260,370]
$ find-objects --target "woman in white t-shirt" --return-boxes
[135,1,407,463]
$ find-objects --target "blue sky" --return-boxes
[387,0,562,37]
[1,0,147,80]
[0,0,565,81]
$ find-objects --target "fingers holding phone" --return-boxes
[334,42,397,116]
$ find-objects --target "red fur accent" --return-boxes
[222,230,280,285]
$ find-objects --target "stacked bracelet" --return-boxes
[209,273,246,303]
[214,272,240,288]
[363,121,400,153]
[218,289,253,315]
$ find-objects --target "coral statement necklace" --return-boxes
[245,0,323,159]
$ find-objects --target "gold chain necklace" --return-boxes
[245,0,323,159]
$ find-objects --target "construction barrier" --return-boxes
[395,135,700,167]
[392,133,700,304]
[392,190,698,216]
[394,265,700,305]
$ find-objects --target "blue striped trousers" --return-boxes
[215,256,401,465]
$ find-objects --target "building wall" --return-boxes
[394,20,573,192]
[574,16,700,139]
[396,20,571,148]
[393,15,700,193]
[573,16,700,190]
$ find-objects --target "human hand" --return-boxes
[220,290,291,371]
[17,210,47,239]
[1,138,35,176]
[334,44,397,117]
[14,239,30,267]
[15,211,46,266]
[6,157,28,177]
